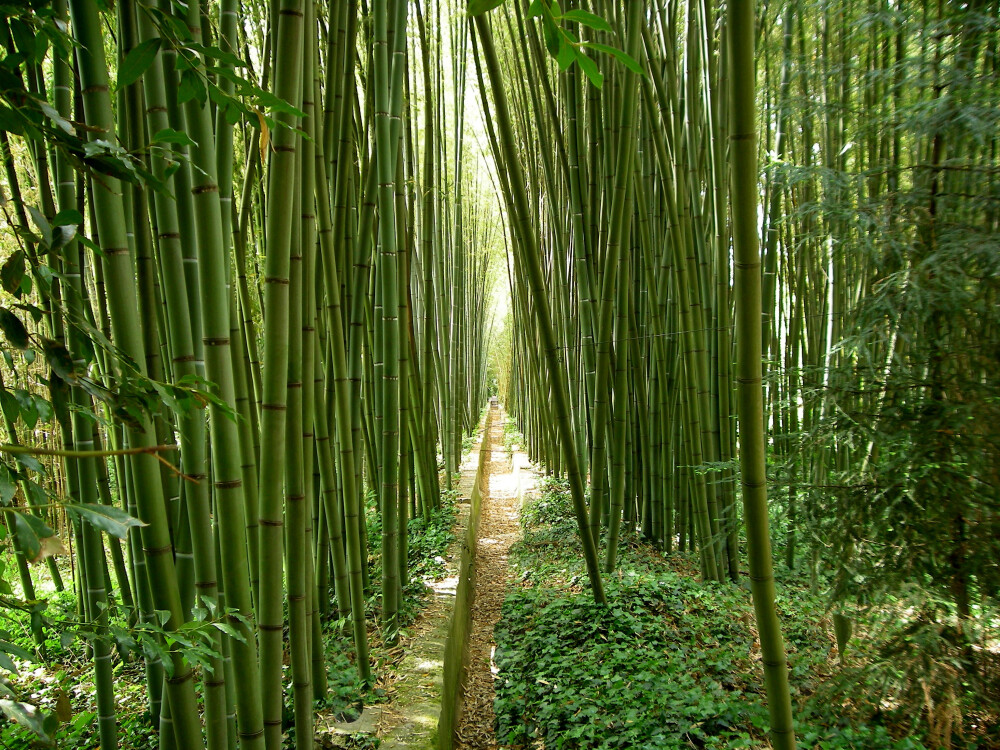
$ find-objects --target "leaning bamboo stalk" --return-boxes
[472,12,605,603]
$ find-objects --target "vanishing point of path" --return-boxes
[456,408,534,750]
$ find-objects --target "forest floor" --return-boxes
[3,411,998,749]
[487,458,1000,750]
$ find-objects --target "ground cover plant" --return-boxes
[0,495,459,748]
[492,480,994,749]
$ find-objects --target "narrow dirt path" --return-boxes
[455,408,527,750]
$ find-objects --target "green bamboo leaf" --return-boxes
[576,50,603,88]
[468,0,506,15]
[13,452,44,474]
[118,38,162,88]
[0,700,55,744]
[12,389,37,430]
[31,395,52,424]
[0,309,30,350]
[50,224,77,252]
[223,103,242,126]
[542,16,561,56]
[188,43,245,68]
[26,207,52,248]
[0,466,15,506]
[0,652,16,674]
[13,511,53,561]
[65,503,147,539]
[152,128,197,147]
[37,101,75,136]
[255,89,305,118]
[527,0,544,18]
[562,9,612,32]
[0,640,34,663]
[52,209,83,228]
[76,234,105,259]
[41,339,77,383]
[0,391,18,426]
[0,105,23,136]
[177,69,207,107]
[582,41,644,74]
[9,18,38,63]
[212,621,247,644]
[14,304,43,326]
[1,251,25,295]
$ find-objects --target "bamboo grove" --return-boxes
[484,1,795,743]
[496,0,998,738]
[0,0,503,747]
[0,0,996,745]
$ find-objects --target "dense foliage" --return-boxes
[494,478,996,749]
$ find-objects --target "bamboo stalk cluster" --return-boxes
[1,0,502,748]
[471,2,796,746]
[489,1,741,586]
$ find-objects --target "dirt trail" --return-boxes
[455,408,531,750]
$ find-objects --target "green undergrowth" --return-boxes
[365,490,458,614]
[0,493,458,748]
[0,588,159,749]
[493,477,937,750]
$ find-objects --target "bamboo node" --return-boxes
[166,670,197,685]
